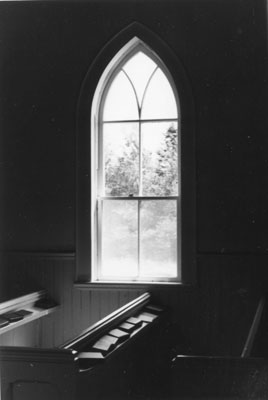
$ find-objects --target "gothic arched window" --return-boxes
[91,38,181,282]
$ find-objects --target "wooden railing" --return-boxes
[62,291,151,353]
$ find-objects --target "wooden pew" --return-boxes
[62,292,167,400]
[0,292,167,400]
[170,295,268,399]
[170,355,268,399]
[0,347,77,400]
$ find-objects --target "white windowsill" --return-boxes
[74,280,192,291]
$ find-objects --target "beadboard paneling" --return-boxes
[2,252,267,356]
[0,319,40,347]
[4,253,144,348]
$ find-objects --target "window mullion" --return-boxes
[138,112,142,277]
[138,116,142,196]
[138,199,141,278]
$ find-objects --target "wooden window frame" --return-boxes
[75,24,196,289]
[92,39,180,283]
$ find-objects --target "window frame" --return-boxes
[92,40,181,283]
[75,25,196,289]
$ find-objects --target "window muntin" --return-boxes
[103,72,139,121]
[141,68,178,120]
[94,45,180,282]
[100,199,177,279]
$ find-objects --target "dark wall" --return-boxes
[0,0,267,354]
[0,0,266,252]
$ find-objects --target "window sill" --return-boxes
[0,290,59,335]
[74,280,192,291]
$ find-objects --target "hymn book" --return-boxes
[126,316,142,327]
[119,321,137,333]
[137,311,158,323]
[108,328,130,342]
[92,334,119,354]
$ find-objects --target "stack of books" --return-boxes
[0,309,33,328]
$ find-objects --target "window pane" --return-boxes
[123,52,157,108]
[141,68,178,120]
[101,200,138,277]
[103,71,139,121]
[103,123,139,196]
[142,122,179,196]
[140,200,177,277]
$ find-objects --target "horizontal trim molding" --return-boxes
[0,346,76,363]
[197,252,268,257]
[3,251,75,260]
[3,251,267,259]
[74,281,191,291]
[103,117,179,124]
[99,196,178,200]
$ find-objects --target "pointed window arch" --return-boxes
[91,38,181,282]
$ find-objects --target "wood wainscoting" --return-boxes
[0,252,144,348]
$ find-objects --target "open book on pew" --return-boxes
[119,321,137,333]
[92,335,118,354]
[125,316,143,327]
[108,328,130,343]
[137,311,158,323]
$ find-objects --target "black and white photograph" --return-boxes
[0,0,267,398]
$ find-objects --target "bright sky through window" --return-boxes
[103,51,178,121]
